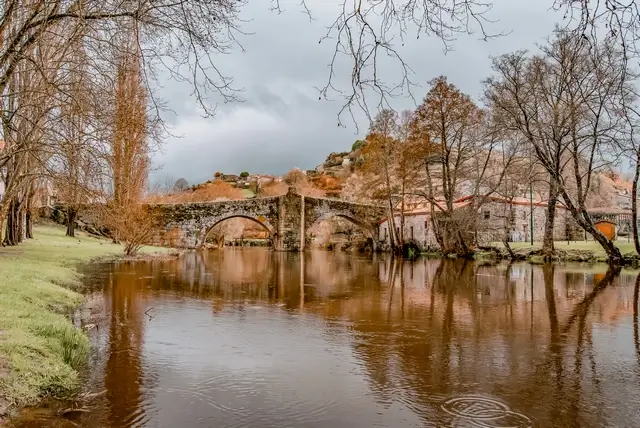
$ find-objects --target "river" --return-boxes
[9,249,640,427]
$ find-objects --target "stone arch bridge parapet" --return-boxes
[150,188,387,251]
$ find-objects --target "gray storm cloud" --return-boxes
[151,0,558,185]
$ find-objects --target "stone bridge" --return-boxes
[150,187,387,251]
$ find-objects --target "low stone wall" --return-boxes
[39,205,109,237]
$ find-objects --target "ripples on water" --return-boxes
[9,250,640,428]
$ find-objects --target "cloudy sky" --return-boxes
[150,0,560,186]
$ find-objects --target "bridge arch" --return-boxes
[153,190,386,251]
[196,214,277,249]
[305,211,378,251]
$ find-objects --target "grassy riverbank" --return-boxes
[489,240,638,263]
[0,225,170,419]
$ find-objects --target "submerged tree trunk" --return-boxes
[543,180,558,259]
[66,207,78,237]
[633,153,640,255]
[386,199,400,253]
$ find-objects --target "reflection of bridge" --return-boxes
[151,187,387,251]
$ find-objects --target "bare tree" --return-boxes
[303,0,498,126]
[395,109,423,245]
[50,34,105,237]
[409,76,510,255]
[486,30,632,263]
[100,30,154,253]
[360,109,402,251]
[620,106,640,255]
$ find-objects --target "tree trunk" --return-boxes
[17,201,25,243]
[560,189,623,265]
[25,183,35,239]
[543,179,558,259]
[633,152,640,255]
[634,273,639,365]
[66,207,78,237]
[3,200,15,246]
[399,191,405,247]
[586,221,623,264]
[25,210,33,239]
[3,198,22,246]
[502,221,515,259]
[386,199,399,253]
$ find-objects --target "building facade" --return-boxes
[378,196,573,251]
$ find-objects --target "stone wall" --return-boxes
[149,196,281,249]
[378,202,574,251]
[475,202,570,245]
[152,187,386,251]
[378,214,440,251]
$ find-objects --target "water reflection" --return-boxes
[9,250,640,428]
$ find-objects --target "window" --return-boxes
[410,226,414,240]
[396,227,400,237]
[484,211,491,220]
[383,227,387,239]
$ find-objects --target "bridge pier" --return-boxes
[276,187,304,252]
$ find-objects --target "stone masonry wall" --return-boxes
[150,196,281,249]
[378,202,572,251]
[152,188,387,251]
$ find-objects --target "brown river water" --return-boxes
[9,249,640,428]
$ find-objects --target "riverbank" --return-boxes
[0,225,174,423]
[480,240,639,264]
[415,240,640,264]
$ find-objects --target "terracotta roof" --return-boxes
[380,194,567,224]
[0,140,4,150]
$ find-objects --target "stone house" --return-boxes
[378,195,573,251]
[221,174,239,185]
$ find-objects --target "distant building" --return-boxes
[378,195,573,251]
[221,174,239,183]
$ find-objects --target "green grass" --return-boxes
[0,224,167,410]
[494,240,638,257]
[241,189,256,198]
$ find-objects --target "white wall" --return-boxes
[379,213,440,250]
